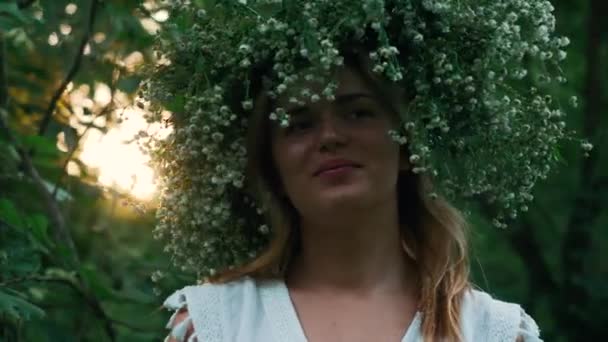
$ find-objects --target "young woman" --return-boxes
[161,48,542,341]
[145,1,575,341]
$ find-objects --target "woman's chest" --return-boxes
[290,293,419,342]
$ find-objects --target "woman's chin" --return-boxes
[315,187,374,210]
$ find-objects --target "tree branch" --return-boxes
[506,215,557,303]
[0,31,79,268]
[38,0,100,136]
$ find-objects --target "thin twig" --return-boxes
[17,0,37,10]
[52,67,120,199]
[38,0,100,136]
[0,32,8,109]
[109,318,150,333]
[0,218,18,233]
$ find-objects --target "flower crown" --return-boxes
[141,0,590,280]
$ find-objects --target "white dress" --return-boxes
[162,276,542,342]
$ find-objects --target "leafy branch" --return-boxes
[38,0,101,136]
[1,34,78,266]
[0,9,117,341]
[0,274,123,338]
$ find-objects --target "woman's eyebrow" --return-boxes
[286,92,375,116]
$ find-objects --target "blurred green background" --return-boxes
[0,0,606,341]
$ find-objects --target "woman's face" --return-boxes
[271,66,407,220]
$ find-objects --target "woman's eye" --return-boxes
[348,109,375,119]
[284,120,312,134]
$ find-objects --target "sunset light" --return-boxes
[73,95,170,201]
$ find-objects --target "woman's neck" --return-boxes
[285,198,418,298]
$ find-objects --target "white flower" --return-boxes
[581,142,593,151]
[241,100,253,110]
[258,224,270,234]
[238,44,251,53]
[412,167,427,174]
[372,64,384,73]
[239,58,251,68]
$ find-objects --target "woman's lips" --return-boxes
[314,159,362,176]
[316,165,359,177]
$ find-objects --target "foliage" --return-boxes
[0,0,188,340]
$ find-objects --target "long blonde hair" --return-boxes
[210,45,471,342]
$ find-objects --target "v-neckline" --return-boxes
[260,279,422,342]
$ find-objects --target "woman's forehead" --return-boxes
[276,66,374,110]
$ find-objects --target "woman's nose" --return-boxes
[317,113,348,151]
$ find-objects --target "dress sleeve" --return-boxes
[517,307,543,342]
[163,289,199,342]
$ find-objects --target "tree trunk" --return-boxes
[559,0,605,339]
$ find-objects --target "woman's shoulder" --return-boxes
[162,276,272,341]
[164,275,264,309]
[460,288,542,341]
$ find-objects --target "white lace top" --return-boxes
[162,276,542,341]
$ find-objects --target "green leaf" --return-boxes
[165,94,185,112]
[4,243,41,274]
[20,135,61,160]
[79,264,115,301]
[6,27,35,51]
[43,267,78,283]
[117,76,142,93]
[0,2,32,31]
[0,198,23,229]
[0,288,45,322]
[27,214,52,252]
